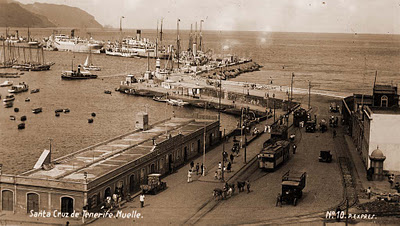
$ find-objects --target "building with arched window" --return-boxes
[0,116,219,215]
[342,83,400,173]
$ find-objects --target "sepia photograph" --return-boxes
[0,0,399,225]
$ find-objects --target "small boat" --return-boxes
[10,116,16,120]
[32,108,42,114]
[0,81,13,87]
[104,90,112,94]
[61,65,97,80]
[8,82,29,93]
[88,118,94,123]
[167,99,190,107]
[25,98,30,102]
[18,123,25,130]
[55,109,64,113]
[3,95,15,102]
[55,112,60,117]
[31,89,40,94]
[91,112,96,117]
[63,109,70,113]
[3,101,13,108]
[14,108,19,112]
[83,53,101,71]
[153,96,168,103]
[21,115,27,121]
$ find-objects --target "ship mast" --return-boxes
[200,20,204,52]
[189,24,193,51]
[176,18,180,69]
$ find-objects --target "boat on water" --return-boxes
[10,115,15,120]
[0,81,13,87]
[8,82,29,93]
[25,98,30,102]
[32,107,42,114]
[83,51,101,71]
[44,31,104,53]
[104,90,112,94]
[152,96,168,103]
[3,101,13,108]
[167,99,189,107]
[18,123,25,130]
[3,94,15,102]
[61,65,97,80]
[31,89,40,94]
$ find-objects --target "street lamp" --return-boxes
[176,18,181,69]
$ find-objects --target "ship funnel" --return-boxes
[136,30,142,41]
[156,58,161,71]
[71,29,75,38]
[193,43,197,57]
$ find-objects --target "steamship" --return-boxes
[45,30,104,53]
[105,30,170,59]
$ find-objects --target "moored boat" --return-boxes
[3,94,15,102]
[18,123,25,130]
[4,101,13,108]
[152,96,168,103]
[31,89,40,94]
[32,107,42,114]
[83,52,101,71]
[0,81,13,87]
[8,83,29,93]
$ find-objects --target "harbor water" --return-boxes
[1,29,400,173]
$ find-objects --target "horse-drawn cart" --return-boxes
[140,174,167,195]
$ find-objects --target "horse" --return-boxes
[213,188,224,201]
[237,181,246,192]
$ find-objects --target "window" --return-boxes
[2,190,13,211]
[381,95,388,107]
[61,197,74,215]
[27,193,39,213]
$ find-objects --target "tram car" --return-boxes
[258,140,290,170]
[293,108,307,127]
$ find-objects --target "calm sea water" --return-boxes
[0,28,399,174]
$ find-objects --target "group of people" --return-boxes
[188,161,204,183]
[215,150,236,180]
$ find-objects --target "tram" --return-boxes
[257,140,290,170]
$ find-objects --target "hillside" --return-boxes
[20,3,103,28]
[0,2,55,27]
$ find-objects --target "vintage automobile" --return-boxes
[329,102,340,113]
[319,150,333,163]
[281,171,307,206]
[140,174,167,195]
[305,120,316,133]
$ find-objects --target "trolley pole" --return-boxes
[222,141,225,181]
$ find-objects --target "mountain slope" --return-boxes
[0,2,55,27]
[21,3,103,28]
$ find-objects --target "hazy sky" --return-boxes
[14,0,400,34]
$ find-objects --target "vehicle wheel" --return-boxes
[293,198,297,206]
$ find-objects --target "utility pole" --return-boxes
[308,81,311,110]
[273,93,276,122]
[221,141,225,181]
[202,123,206,176]
[290,72,294,113]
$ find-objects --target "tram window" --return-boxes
[262,157,274,162]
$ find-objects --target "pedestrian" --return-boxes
[230,153,234,163]
[246,180,251,193]
[293,144,297,154]
[195,163,200,175]
[333,129,337,138]
[336,206,341,221]
[190,161,194,170]
[200,163,204,176]
[367,187,371,199]
[66,221,70,226]
[275,193,282,207]
[214,171,218,180]
[187,170,192,183]
[139,193,145,208]
[264,125,268,133]
[389,174,395,188]
[395,182,400,193]
[227,162,231,172]
[218,162,222,169]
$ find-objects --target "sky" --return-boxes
[13,0,400,34]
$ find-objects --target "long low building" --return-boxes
[0,115,220,215]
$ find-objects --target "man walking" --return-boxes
[293,144,297,154]
[139,193,145,208]
[276,193,282,207]
[246,180,251,193]
[187,169,192,183]
[367,187,371,199]
[195,163,200,175]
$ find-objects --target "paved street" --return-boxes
[90,93,346,226]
